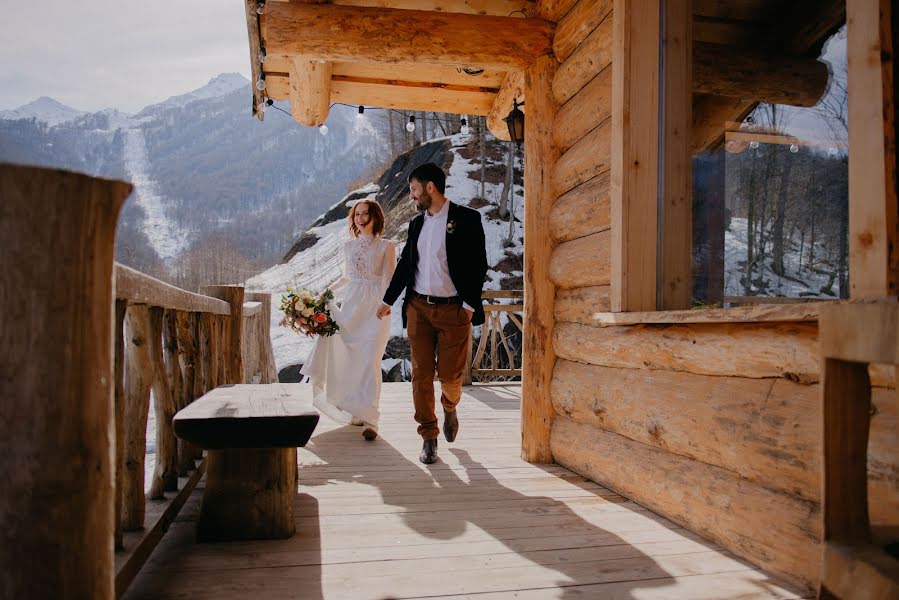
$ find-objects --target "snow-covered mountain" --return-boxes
[0,74,389,275]
[0,96,87,126]
[248,133,525,373]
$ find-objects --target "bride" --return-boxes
[301,199,396,440]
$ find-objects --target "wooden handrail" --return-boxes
[465,290,524,383]
[114,263,230,315]
[242,301,263,317]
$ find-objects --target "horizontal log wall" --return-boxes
[549,317,899,590]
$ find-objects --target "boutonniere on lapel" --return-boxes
[446,219,457,234]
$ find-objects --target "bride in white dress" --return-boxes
[301,200,396,440]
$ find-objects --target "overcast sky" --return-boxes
[1,1,251,113]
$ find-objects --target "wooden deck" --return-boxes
[125,383,810,599]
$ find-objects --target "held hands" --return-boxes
[376,304,391,320]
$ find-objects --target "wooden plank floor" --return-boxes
[125,383,811,600]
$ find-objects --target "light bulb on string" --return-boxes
[828,146,838,156]
[255,76,266,91]
[460,118,470,135]
[749,141,759,149]
[789,144,799,154]
[406,115,416,132]
[256,1,265,14]
[258,47,267,64]
[319,124,329,136]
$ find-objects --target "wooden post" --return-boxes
[164,310,185,481]
[246,292,278,384]
[201,286,245,385]
[114,299,127,551]
[199,312,215,393]
[0,164,129,599]
[659,0,692,309]
[175,311,200,474]
[198,448,298,542]
[123,304,152,530]
[611,0,660,312]
[148,307,177,498]
[522,54,560,464]
[847,0,898,298]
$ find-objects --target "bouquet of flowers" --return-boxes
[279,288,340,337]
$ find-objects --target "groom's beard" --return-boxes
[413,190,432,212]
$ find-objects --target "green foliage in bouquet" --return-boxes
[279,288,340,337]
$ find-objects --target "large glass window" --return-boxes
[690,27,849,306]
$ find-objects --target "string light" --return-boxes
[255,74,266,91]
[749,141,759,149]
[258,47,267,65]
[789,144,799,153]
[460,118,470,135]
[406,115,416,132]
[256,1,266,14]
[319,124,329,136]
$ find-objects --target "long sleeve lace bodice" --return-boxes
[330,235,396,293]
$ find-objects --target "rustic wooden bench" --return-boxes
[173,383,319,542]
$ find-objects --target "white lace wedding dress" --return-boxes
[300,233,396,425]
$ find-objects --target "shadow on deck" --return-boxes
[125,383,809,600]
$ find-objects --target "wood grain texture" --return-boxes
[552,118,611,198]
[554,285,612,322]
[0,165,127,600]
[245,292,278,384]
[288,58,332,126]
[115,263,230,315]
[847,0,899,298]
[549,170,611,242]
[114,300,127,551]
[551,416,821,589]
[147,307,178,500]
[123,305,152,531]
[549,230,612,288]
[611,0,659,311]
[200,286,245,385]
[553,321,820,382]
[552,12,613,104]
[553,0,613,61]
[263,2,554,70]
[521,55,559,463]
[551,360,822,499]
[486,71,525,141]
[553,64,611,153]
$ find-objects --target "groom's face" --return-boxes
[409,178,432,211]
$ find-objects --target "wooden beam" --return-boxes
[115,263,231,315]
[245,0,264,120]
[487,71,524,140]
[847,0,898,298]
[271,0,537,17]
[288,58,332,126]
[263,2,554,71]
[611,0,659,312]
[692,94,755,153]
[329,77,496,115]
[553,0,613,62]
[694,43,829,107]
[521,54,559,464]
[659,0,692,310]
[0,165,129,600]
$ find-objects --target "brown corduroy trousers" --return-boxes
[406,296,472,440]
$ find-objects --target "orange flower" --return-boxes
[313,313,328,323]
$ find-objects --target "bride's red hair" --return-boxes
[348,199,385,238]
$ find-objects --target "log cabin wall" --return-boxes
[538,0,898,591]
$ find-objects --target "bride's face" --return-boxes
[354,203,372,232]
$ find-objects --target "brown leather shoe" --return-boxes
[443,410,459,443]
[419,438,438,464]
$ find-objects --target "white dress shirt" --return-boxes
[413,200,473,312]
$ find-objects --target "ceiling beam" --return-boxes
[330,78,497,115]
[487,71,524,140]
[269,0,537,17]
[289,59,332,126]
[262,1,554,71]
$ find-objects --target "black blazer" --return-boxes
[384,201,488,326]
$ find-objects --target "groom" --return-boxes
[377,163,488,464]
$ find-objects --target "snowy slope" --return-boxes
[0,96,86,126]
[248,132,525,372]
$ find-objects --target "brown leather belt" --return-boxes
[410,291,462,305]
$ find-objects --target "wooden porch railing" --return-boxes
[113,264,277,596]
[465,290,524,383]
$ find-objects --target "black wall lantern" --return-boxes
[505,99,525,146]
